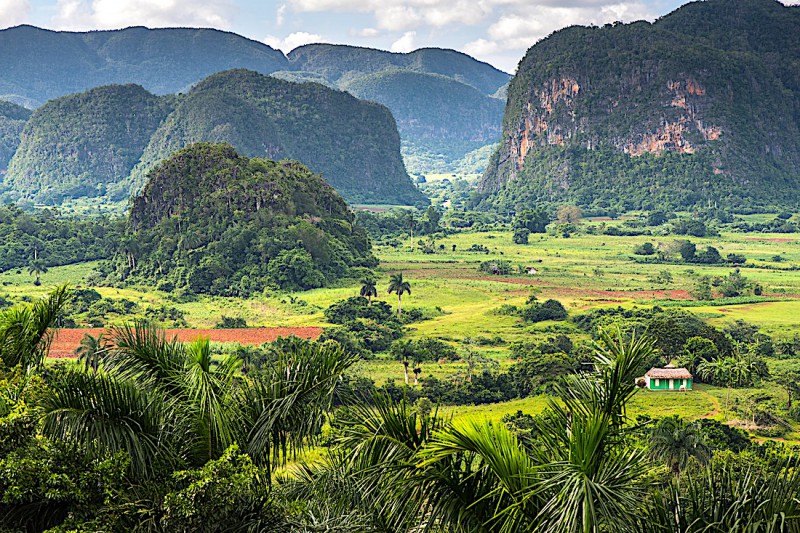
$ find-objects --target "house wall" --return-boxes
[647,377,692,390]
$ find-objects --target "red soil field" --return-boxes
[745,237,795,242]
[49,327,323,359]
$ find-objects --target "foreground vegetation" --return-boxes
[2,288,799,531]
[2,201,800,530]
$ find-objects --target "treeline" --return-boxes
[0,204,123,272]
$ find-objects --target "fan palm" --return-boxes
[387,273,411,319]
[648,416,710,475]
[359,277,378,304]
[75,332,108,373]
[0,284,70,369]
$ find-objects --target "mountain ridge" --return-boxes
[4,70,424,206]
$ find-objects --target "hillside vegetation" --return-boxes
[479,0,800,212]
[4,85,173,204]
[3,71,424,206]
[0,101,30,172]
[103,143,376,295]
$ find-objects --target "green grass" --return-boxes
[11,224,800,440]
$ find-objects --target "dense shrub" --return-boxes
[521,299,568,323]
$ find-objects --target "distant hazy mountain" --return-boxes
[340,69,504,172]
[287,44,509,173]
[4,70,423,206]
[479,0,800,212]
[0,27,509,175]
[287,44,509,96]
[0,25,288,106]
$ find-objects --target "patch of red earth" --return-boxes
[558,288,692,300]
[49,327,323,359]
[745,237,795,242]
[472,276,544,285]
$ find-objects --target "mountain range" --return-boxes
[3,70,423,206]
[0,26,509,175]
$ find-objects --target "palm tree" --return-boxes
[185,336,242,461]
[698,357,737,416]
[648,416,710,475]
[314,328,656,532]
[387,273,411,319]
[774,370,800,410]
[0,284,70,369]
[75,332,108,373]
[27,259,48,286]
[40,322,358,480]
[412,365,421,386]
[359,277,377,304]
[644,453,800,531]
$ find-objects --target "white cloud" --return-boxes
[263,31,323,52]
[353,27,380,38]
[288,0,494,29]
[276,4,287,25]
[0,0,30,27]
[465,1,654,63]
[390,30,416,53]
[52,0,234,30]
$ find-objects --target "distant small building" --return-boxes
[525,267,538,275]
[644,365,693,391]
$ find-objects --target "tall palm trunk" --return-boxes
[397,293,402,318]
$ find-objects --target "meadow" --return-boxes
[13,218,800,440]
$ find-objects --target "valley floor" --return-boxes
[16,221,800,443]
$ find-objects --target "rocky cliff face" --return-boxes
[480,0,800,211]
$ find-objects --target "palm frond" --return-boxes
[39,370,176,478]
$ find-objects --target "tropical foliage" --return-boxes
[102,143,377,295]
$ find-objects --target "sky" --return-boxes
[0,0,798,72]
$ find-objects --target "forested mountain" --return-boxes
[0,101,30,173]
[287,45,509,95]
[3,71,423,206]
[478,0,800,212]
[288,45,509,173]
[341,70,505,173]
[0,28,509,175]
[4,85,173,204]
[0,25,288,107]
[107,143,376,295]
[128,69,421,204]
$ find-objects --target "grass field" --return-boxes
[12,221,800,442]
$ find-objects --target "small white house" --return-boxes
[643,364,693,391]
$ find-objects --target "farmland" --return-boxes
[12,217,800,441]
